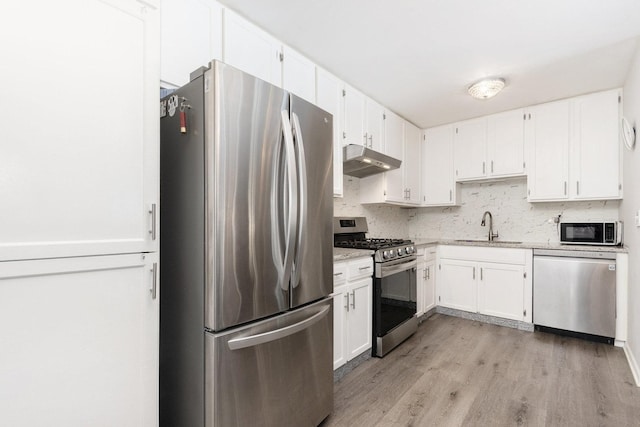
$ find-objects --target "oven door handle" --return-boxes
[379,258,418,278]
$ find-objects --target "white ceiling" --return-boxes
[216,0,640,129]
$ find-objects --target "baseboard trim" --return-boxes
[436,306,534,332]
[624,343,640,387]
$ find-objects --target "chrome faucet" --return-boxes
[481,211,499,242]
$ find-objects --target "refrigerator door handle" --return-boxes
[291,112,307,289]
[280,110,298,291]
[227,304,331,350]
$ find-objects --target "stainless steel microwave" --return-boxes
[560,222,622,246]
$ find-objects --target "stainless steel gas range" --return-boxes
[334,217,418,357]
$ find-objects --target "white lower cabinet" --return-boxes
[416,247,437,317]
[333,257,373,370]
[0,253,159,427]
[437,246,532,323]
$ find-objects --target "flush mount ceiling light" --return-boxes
[468,78,506,100]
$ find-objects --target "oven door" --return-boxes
[375,256,417,337]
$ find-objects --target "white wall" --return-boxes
[622,39,640,384]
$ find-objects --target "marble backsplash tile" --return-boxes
[334,176,620,243]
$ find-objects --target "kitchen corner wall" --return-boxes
[335,176,619,243]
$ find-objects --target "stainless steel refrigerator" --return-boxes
[159,61,334,427]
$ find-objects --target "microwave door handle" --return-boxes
[291,113,307,289]
[227,304,330,350]
[281,110,298,291]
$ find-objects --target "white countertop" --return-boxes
[413,238,627,253]
[333,247,374,261]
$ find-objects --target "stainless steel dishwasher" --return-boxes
[533,248,616,343]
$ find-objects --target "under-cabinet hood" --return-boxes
[342,144,402,178]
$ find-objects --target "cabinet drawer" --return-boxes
[347,257,373,281]
[439,245,526,265]
[333,262,348,287]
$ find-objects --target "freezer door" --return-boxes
[205,299,333,427]
[289,95,334,308]
[206,62,292,331]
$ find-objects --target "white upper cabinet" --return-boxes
[487,109,526,177]
[0,0,159,261]
[223,9,282,87]
[160,0,222,87]
[527,89,621,202]
[454,110,525,181]
[569,89,622,200]
[403,121,422,205]
[360,114,420,206]
[421,125,459,206]
[342,84,367,147]
[342,86,384,150]
[282,45,316,103]
[316,68,343,197]
[454,118,487,180]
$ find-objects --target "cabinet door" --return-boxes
[316,68,343,197]
[0,0,159,261]
[346,278,372,360]
[438,260,477,313]
[477,263,525,321]
[0,253,159,426]
[416,261,426,317]
[282,45,316,104]
[571,90,621,200]
[404,121,421,205]
[332,288,348,369]
[423,260,436,312]
[454,118,487,180]
[383,111,406,203]
[422,125,457,206]
[487,109,525,177]
[526,100,570,201]
[223,9,282,87]
[365,99,385,151]
[160,0,222,87]
[343,85,366,147]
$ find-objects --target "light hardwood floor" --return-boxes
[321,314,640,427]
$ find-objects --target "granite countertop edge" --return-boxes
[412,238,627,253]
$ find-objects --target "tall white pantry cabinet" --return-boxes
[0,1,160,426]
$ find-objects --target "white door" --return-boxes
[223,9,282,87]
[526,100,570,201]
[571,90,621,200]
[383,111,405,203]
[487,109,525,177]
[0,0,159,261]
[332,288,347,369]
[423,260,437,312]
[346,278,372,360]
[403,121,421,205]
[477,263,525,321]
[422,125,456,206]
[282,45,316,103]
[316,68,343,197]
[0,253,159,427]
[438,260,477,313]
[342,85,366,147]
[365,99,385,151]
[454,118,487,180]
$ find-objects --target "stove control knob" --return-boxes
[382,250,389,260]
[404,247,410,254]
[397,248,403,256]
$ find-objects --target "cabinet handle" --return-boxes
[150,262,158,300]
[345,293,349,312]
[482,162,485,174]
[564,181,567,196]
[333,272,343,277]
[149,203,157,240]
[473,267,476,280]
[480,267,483,281]
[363,132,368,146]
[358,266,370,271]
[449,190,452,201]
[491,161,494,173]
[423,268,427,280]
[368,134,373,147]
[576,181,580,195]
[426,267,430,280]
[351,290,356,309]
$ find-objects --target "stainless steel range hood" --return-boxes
[342,144,402,178]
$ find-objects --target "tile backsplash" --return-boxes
[334,177,620,243]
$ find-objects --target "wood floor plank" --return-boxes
[321,314,640,427]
